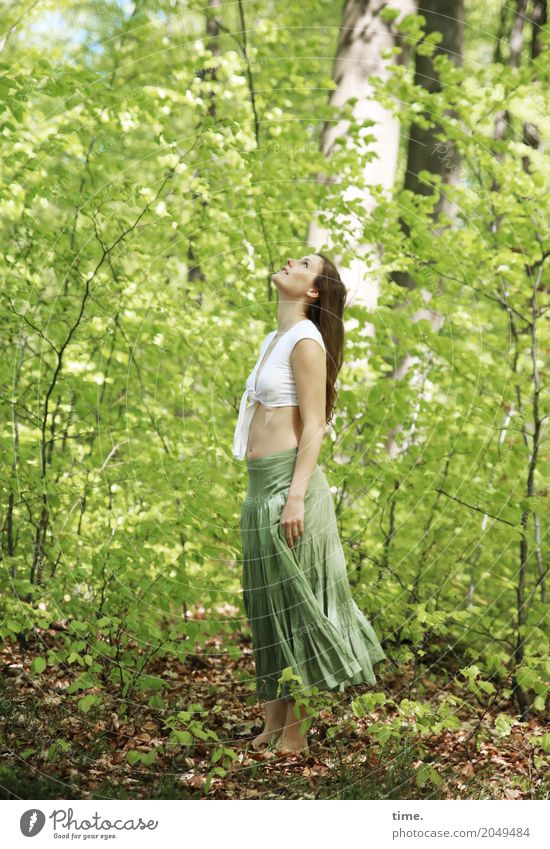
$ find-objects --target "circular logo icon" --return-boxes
[20,809,46,837]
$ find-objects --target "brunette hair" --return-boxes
[305,253,347,426]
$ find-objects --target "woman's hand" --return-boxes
[279,494,305,549]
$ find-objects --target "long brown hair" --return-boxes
[304,253,347,426]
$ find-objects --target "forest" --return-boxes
[0,0,548,801]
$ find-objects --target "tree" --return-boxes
[307,0,416,309]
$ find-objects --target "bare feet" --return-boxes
[251,727,283,750]
[276,735,310,756]
[275,699,310,755]
[251,697,289,750]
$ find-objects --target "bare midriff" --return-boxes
[245,402,304,461]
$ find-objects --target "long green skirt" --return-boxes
[240,446,387,703]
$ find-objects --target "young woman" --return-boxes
[234,253,386,756]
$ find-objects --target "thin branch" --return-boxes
[435,488,517,526]
[6,297,60,355]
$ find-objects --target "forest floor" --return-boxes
[0,626,548,801]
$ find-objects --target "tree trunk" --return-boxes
[493,0,529,155]
[392,0,465,294]
[386,1,464,456]
[307,0,416,309]
[187,0,222,291]
[521,0,547,171]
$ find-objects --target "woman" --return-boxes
[234,253,386,756]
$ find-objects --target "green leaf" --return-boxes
[211,746,224,763]
[31,656,47,674]
[141,749,158,766]
[173,730,193,746]
[380,7,400,23]
[78,694,101,714]
[211,766,226,777]
[494,714,515,737]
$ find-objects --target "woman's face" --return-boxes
[271,254,323,298]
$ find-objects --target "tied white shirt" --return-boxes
[232,319,326,461]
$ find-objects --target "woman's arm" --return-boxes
[279,338,327,547]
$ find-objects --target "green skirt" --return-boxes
[240,446,387,703]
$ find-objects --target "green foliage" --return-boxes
[161,701,237,792]
[276,666,335,731]
[47,740,71,764]
[78,694,102,714]
[31,656,47,674]
[415,762,442,789]
[0,0,547,730]
[356,693,463,744]
[126,748,159,767]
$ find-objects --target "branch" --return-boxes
[435,488,517,526]
[6,297,60,355]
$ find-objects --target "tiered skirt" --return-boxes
[240,447,387,703]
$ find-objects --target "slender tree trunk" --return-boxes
[307,0,416,309]
[493,0,529,155]
[511,264,545,721]
[490,0,547,719]
[521,0,547,171]
[187,0,222,291]
[522,0,547,607]
[392,0,465,293]
[386,0,464,456]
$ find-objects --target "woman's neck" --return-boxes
[275,303,308,333]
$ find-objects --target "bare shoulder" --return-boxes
[289,321,326,356]
[290,337,326,371]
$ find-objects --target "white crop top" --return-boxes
[232,318,327,460]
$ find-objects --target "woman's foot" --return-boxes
[276,699,310,755]
[276,735,310,756]
[251,727,282,750]
[250,697,289,750]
